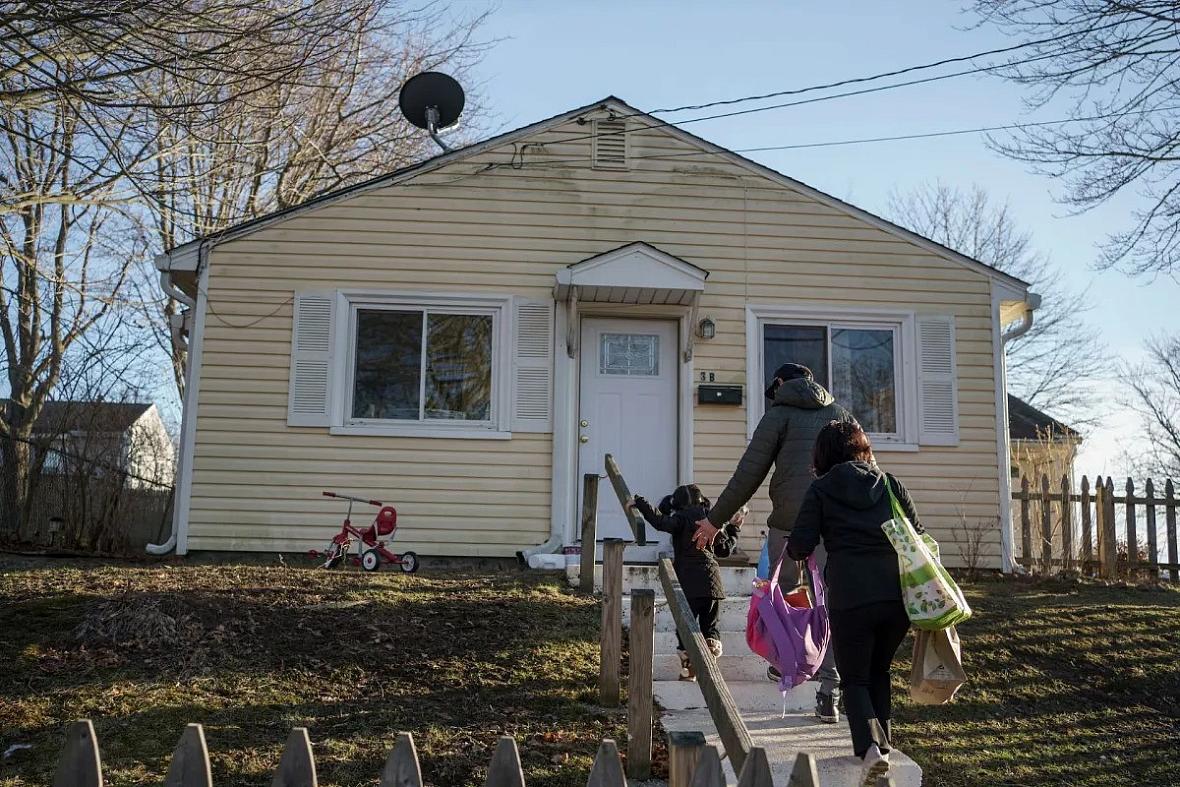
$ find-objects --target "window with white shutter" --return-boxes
[512,298,554,433]
[916,315,959,446]
[287,292,335,427]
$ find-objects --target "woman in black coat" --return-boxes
[787,420,922,784]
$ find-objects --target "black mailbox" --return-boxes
[698,384,742,405]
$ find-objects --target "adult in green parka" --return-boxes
[691,363,852,721]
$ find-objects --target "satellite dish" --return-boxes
[399,72,465,151]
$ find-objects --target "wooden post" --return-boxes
[735,748,773,787]
[1105,477,1118,579]
[1061,474,1074,573]
[1020,476,1031,568]
[1167,479,1178,582]
[1040,474,1053,572]
[1146,478,1159,579]
[379,733,423,787]
[1095,478,1110,578]
[271,729,316,787]
[787,752,820,786]
[483,737,525,787]
[53,720,103,787]
[599,538,626,707]
[587,740,626,787]
[604,453,646,545]
[164,724,212,787]
[626,589,655,780]
[658,559,754,774]
[687,746,725,787]
[1126,477,1138,574]
[1081,475,1093,570]
[667,732,706,787]
[580,473,599,593]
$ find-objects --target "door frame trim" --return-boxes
[551,302,695,547]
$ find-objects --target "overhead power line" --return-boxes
[648,19,1129,115]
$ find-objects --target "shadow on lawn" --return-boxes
[0,566,631,787]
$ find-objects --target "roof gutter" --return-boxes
[1002,292,1041,343]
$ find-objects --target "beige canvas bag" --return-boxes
[909,625,966,705]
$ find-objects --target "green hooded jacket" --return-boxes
[707,377,852,531]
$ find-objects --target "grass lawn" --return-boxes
[1,559,1178,786]
[893,578,1180,787]
[0,558,637,787]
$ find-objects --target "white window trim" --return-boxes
[329,290,514,440]
[746,304,920,451]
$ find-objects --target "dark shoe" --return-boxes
[767,666,782,683]
[815,691,839,724]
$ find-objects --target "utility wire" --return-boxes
[648,19,1128,115]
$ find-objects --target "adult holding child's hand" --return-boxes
[694,363,852,717]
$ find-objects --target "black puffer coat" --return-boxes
[708,378,852,531]
[786,461,924,611]
[634,499,739,600]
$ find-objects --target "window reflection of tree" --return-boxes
[353,310,422,420]
[426,314,492,421]
[832,329,896,434]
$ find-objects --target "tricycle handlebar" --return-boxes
[322,491,382,506]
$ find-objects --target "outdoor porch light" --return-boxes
[697,316,716,340]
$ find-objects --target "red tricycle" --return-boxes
[309,491,419,573]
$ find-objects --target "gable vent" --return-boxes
[593,118,629,170]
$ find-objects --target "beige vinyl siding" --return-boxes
[187,115,1007,564]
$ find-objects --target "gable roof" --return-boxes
[2,400,153,435]
[160,97,1029,291]
[1008,395,1080,442]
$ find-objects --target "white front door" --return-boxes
[578,318,679,547]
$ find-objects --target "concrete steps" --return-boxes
[570,562,756,597]
[662,710,923,787]
[654,679,816,713]
[653,652,769,682]
[624,595,749,632]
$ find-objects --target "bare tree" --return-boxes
[970,0,1180,277]
[888,182,1102,423]
[1124,334,1180,478]
[135,1,490,397]
[0,1,490,540]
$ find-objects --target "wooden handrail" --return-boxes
[604,453,647,546]
[657,558,754,774]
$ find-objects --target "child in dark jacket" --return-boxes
[628,484,743,680]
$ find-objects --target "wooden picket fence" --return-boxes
[1014,474,1179,579]
[49,718,894,787]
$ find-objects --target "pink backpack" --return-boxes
[746,551,830,693]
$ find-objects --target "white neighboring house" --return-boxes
[28,401,176,488]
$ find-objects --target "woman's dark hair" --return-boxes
[812,420,873,476]
[670,484,709,511]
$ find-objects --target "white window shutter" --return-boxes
[287,292,335,427]
[917,315,959,446]
[512,299,554,433]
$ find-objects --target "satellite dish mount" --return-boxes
[399,72,466,153]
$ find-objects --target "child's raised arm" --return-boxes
[630,495,682,535]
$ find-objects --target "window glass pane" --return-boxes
[831,328,897,434]
[352,310,422,420]
[762,324,828,389]
[600,333,660,376]
[425,313,493,421]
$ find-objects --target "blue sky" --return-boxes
[465,0,1178,475]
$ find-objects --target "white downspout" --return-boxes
[995,292,1041,572]
[146,252,201,555]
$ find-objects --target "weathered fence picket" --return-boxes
[586,740,626,787]
[787,752,821,787]
[271,728,316,787]
[484,737,526,787]
[164,724,211,787]
[53,720,102,787]
[579,473,599,593]
[626,589,655,780]
[1015,473,1180,580]
[379,733,423,787]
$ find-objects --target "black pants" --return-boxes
[676,597,721,651]
[828,600,911,758]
